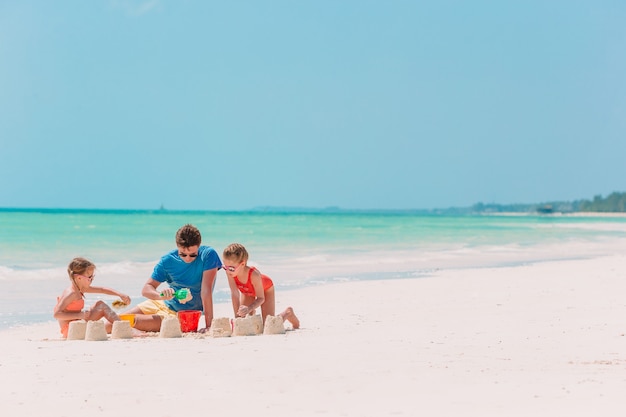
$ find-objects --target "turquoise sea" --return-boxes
[2,208,626,330]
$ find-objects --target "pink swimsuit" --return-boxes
[56,297,84,338]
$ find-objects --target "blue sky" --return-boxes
[1,1,625,210]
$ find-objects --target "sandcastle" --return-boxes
[111,320,133,339]
[67,320,87,340]
[85,320,108,341]
[232,314,263,336]
[159,316,182,338]
[209,317,232,337]
[263,315,286,335]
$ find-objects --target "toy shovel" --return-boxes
[160,288,190,300]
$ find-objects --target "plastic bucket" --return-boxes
[178,310,202,332]
[119,314,136,328]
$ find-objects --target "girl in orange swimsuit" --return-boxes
[53,257,131,338]
[222,243,299,329]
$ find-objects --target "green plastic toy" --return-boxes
[160,288,190,300]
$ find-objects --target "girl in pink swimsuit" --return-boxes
[53,257,131,338]
[222,243,300,329]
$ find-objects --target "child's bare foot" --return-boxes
[280,307,300,329]
[131,328,146,337]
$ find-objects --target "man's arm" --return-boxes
[200,268,218,329]
[142,278,169,300]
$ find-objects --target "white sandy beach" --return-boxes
[1,255,625,416]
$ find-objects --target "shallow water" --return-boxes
[2,209,626,329]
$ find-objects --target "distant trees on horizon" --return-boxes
[471,191,626,214]
[577,192,626,212]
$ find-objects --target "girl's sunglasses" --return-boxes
[222,264,240,272]
[76,273,95,281]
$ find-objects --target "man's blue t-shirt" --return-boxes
[151,245,222,312]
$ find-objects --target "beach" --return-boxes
[4,1,625,414]
[2,254,625,416]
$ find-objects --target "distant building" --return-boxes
[536,205,554,214]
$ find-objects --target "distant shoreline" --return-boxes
[486,211,626,218]
[3,190,626,216]
[562,211,626,218]
[2,206,626,216]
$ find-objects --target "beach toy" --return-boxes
[159,317,182,338]
[111,299,128,309]
[119,314,136,327]
[160,288,192,303]
[111,320,133,339]
[178,310,202,332]
[85,320,108,341]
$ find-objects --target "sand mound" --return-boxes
[232,315,263,336]
[111,320,133,339]
[85,320,108,341]
[159,317,182,338]
[263,315,285,335]
[209,317,232,337]
[67,320,87,340]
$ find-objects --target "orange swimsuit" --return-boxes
[234,267,273,296]
[56,297,84,338]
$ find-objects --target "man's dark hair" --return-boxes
[175,224,202,248]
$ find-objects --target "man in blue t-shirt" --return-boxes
[125,224,222,332]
